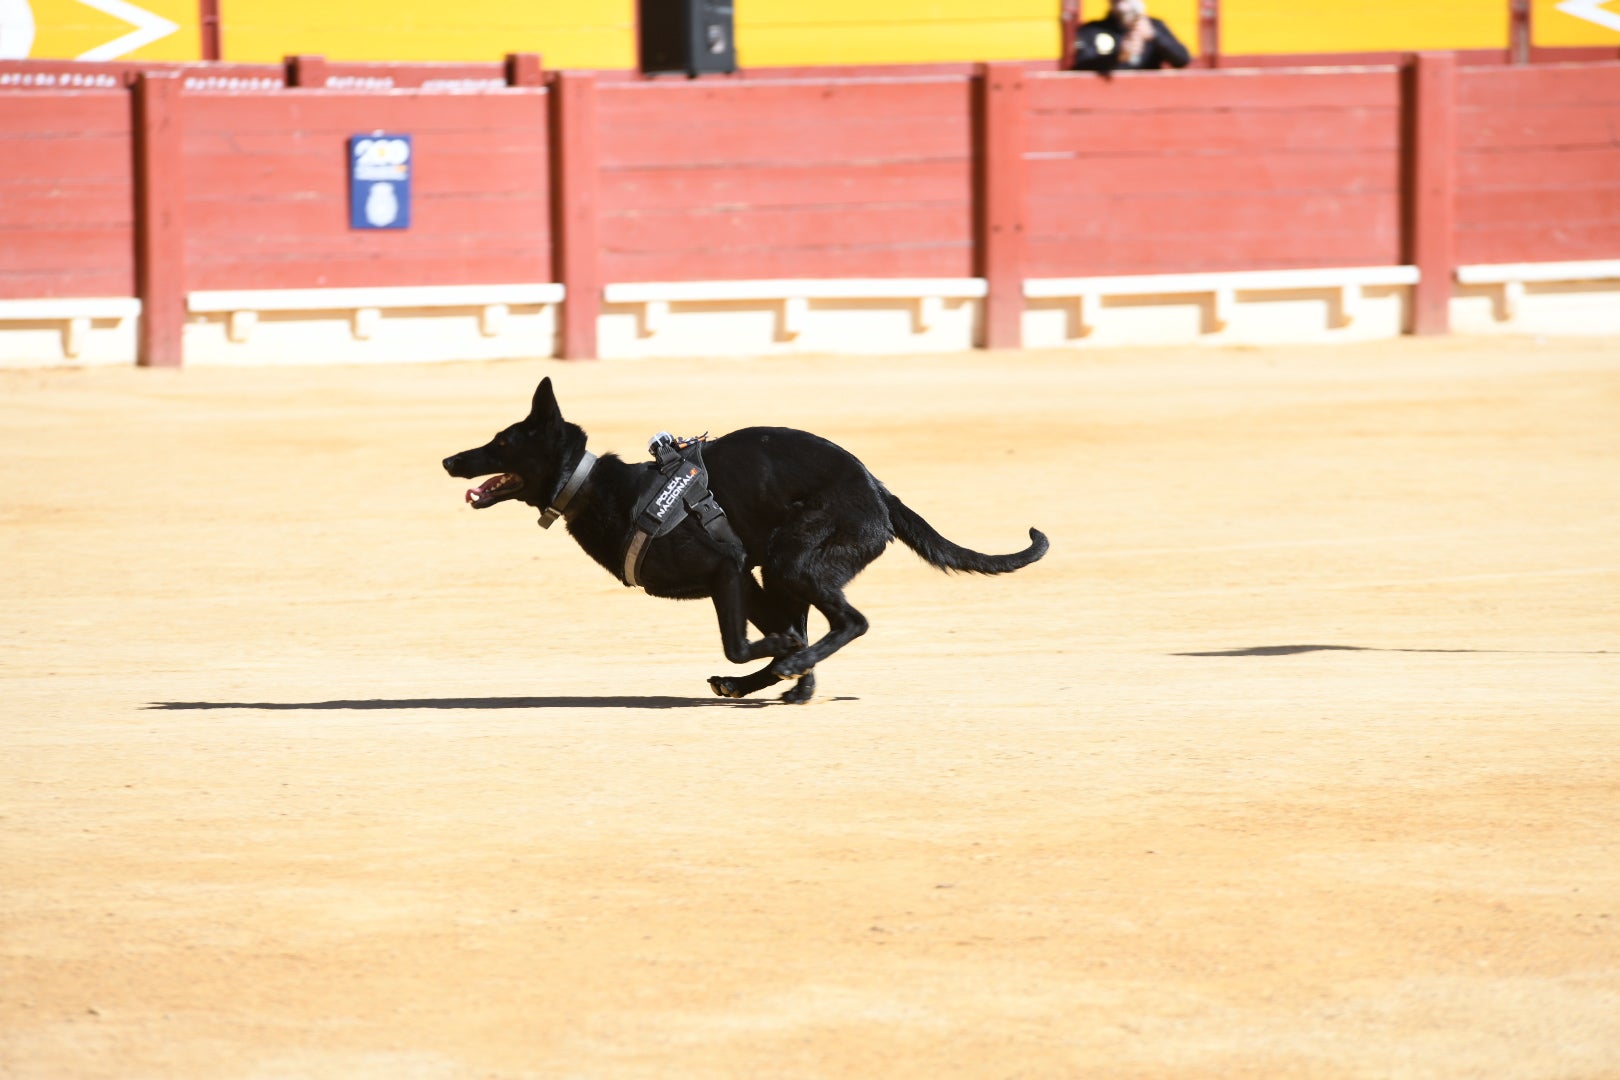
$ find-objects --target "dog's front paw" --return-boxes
[709,675,746,699]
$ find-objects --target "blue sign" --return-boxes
[348,134,412,230]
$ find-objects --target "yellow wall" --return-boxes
[1221,0,1510,54]
[1533,0,1620,46]
[737,0,1059,66]
[7,0,1611,67]
[221,0,634,65]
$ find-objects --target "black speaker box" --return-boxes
[639,0,736,76]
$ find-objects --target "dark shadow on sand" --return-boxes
[143,695,843,712]
[1176,644,1611,658]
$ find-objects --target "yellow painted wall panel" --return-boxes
[9,0,201,61]
[740,19,1059,67]
[1534,0,1620,46]
[737,0,1058,65]
[221,0,634,66]
[1222,0,1509,54]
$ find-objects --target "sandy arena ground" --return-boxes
[2,337,1618,1079]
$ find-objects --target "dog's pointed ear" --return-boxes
[529,376,562,426]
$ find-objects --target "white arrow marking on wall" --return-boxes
[0,0,38,58]
[1556,0,1620,33]
[75,0,179,60]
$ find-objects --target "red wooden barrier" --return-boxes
[1023,67,1407,278]
[1454,63,1620,266]
[3,56,1619,363]
[594,75,977,283]
[0,90,134,300]
[180,90,553,292]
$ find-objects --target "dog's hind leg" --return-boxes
[759,515,882,685]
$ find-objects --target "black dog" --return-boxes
[443,378,1047,703]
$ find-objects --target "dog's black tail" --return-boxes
[880,485,1048,575]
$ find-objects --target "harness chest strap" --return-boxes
[621,436,745,589]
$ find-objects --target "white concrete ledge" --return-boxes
[605,278,988,341]
[0,297,142,359]
[1026,266,1420,335]
[1456,259,1620,286]
[188,284,565,343]
[1455,260,1620,321]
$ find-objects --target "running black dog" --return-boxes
[443,378,1047,703]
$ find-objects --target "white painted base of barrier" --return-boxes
[3,268,1618,368]
[598,298,981,358]
[182,304,561,366]
[0,298,141,366]
[1450,281,1620,338]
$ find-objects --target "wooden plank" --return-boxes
[1027,107,1401,155]
[1454,222,1620,265]
[185,195,553,238]
[600,204,970,255]
[1027,69,1403,112]
[602,243,974,285]
[1028,190,1399,243]
[1024,232,1403,277]
[599,116,973,171]
[1457,146,1620,189]
[184,252,554,292]
[1459,186,1620,224]
[0,93,130,135]
[599,161,972,214]
[0,139,133,182]
[0,189,134,226]
[1026,150,1400,199]
[1457,64,1620,108]
[0,270,134,300]
[1456,103,1620,151]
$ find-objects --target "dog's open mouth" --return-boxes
[466,473,523,508]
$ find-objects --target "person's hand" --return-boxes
[1119,16,1156,63]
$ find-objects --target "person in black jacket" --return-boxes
[1072,0,1191,72]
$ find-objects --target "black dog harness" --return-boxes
[536,434,745,591]
[621,433,746,589]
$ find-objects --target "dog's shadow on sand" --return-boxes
[146,695,857,712]
[1175,644,1610,657]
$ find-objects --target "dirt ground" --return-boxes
[2,337,1618,1079]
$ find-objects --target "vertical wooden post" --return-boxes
[1405,52,1456,336]
[133,71,185,368]
[285,54,327,87]
[506,52,544,87]
[1060,0,1079,70]
[198,0,222,61]
[549,71,600,360]
[1509,0,1532,64]
[1199,0,1221,67]
[975,62,1027,352]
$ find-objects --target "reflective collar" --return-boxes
[538,451,596,529]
